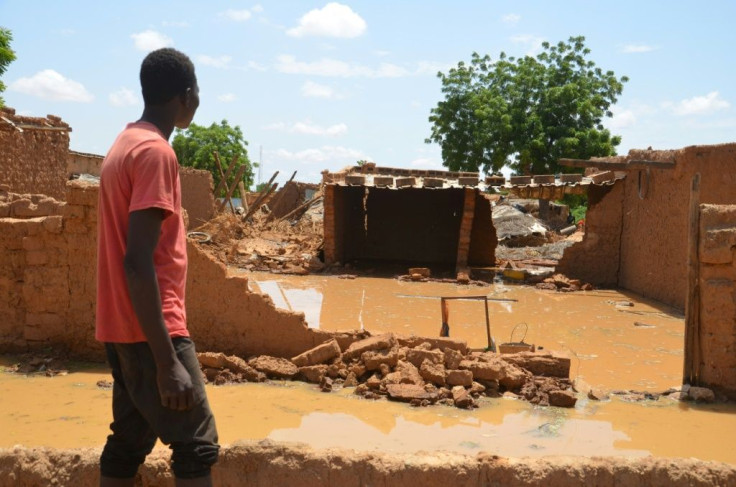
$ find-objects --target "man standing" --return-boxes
[96,48,219,486]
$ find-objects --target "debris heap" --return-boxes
[198,333,576,409]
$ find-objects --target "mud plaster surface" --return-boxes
[1,442,735,487]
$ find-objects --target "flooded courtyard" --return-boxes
[2,274,735,465]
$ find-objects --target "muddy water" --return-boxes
[1,366,736,464]
[248,273,685,391]
[3,274,733,464]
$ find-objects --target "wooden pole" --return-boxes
[218,164,249,212]
[213,152,236,213]
[683,173,701,385]
[242,171,280,221]
[275,194,323,223]
[265,170,298,221]
[238,181,249,212]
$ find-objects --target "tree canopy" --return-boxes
[172,120,255,195]
[426,36,628,175]
[0,27,17,108]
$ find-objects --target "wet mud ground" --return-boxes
[2,274,735,464]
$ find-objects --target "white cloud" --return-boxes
[502,13,521,25]
[607,107,636,129]
[252,5,264,13]
[217,93,237,102]
[275,55,411,78]
[10,69,94,102]
[197,54,232,69]
[414,61,453,76]
[109,87,139,107]
[667,91,730,116]
[221,9,252,21]
[301,80,339,99]
[162,20,189,28]
[511,35,545,56]
[131,30,173,51]
[287,3,366,38]
[265,120,348,137]
[247,61,268,72]
[374,50,391,57]
[269,145,367,164]
[621,44,658,53]
[59,28,75,36]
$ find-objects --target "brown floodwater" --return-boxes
[1,365,736,463]
[248,272,685,391]
[2,274,734,464]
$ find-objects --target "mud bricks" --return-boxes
[0,180,98,355]
[697,204,736,399]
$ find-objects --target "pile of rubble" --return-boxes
[191,207,324,275]
[197,333,576,410]
[534,273,594,292]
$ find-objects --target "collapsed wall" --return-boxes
[1,443,734,487]
[560,143,736,309]
[0,107,71,201]
[180,166,216,228]
[556,182,624,286]
[0,180,362,361]
[694,204,736,399]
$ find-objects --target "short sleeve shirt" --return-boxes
[96,121,189,343]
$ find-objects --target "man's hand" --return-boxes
[157,359,195,411]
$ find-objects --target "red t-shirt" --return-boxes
[96,121,189,343]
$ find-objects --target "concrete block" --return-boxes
[423,178,444,188]
[395,177,416,187]
[345,175,365,185]
[373,176,394,187]
[589,171,615,184]
[458,177,479,186]
[532,175,555,184]
[509,176,532,185]
[560,173,583,183]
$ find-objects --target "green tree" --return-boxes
[0,27,18,108]
[172,120,254,196]
[427,36,628,175]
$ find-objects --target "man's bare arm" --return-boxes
[123,208,194,411]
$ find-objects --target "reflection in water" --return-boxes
[248,272,685,391]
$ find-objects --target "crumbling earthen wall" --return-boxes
[0,180,359,360]
[67,150,103,177]
[696,204,736,399]
[268,181,301,219]
[468,192,497,267]
[556,183,624,286]
[559,144,736,309]
[186,242,363,358]
[0,107,71,200]
[0,181,98,357]
[617,145,736,309]
[179,167,215,228]
[2,443,734,487]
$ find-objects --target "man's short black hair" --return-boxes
[140,48,197,106]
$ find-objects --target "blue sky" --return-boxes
[2,1,735,186]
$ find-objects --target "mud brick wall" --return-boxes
[696,204,736,399]
[0,181,98,356]
[0,180,358,360]
[67,150,103,177]
[0,108,71,200]
[557,182,624,287]
[559,143,736,308]
[268,181,301,219]
[179,167,215,228]
[618,144,736,309]
[468,193,497,267]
